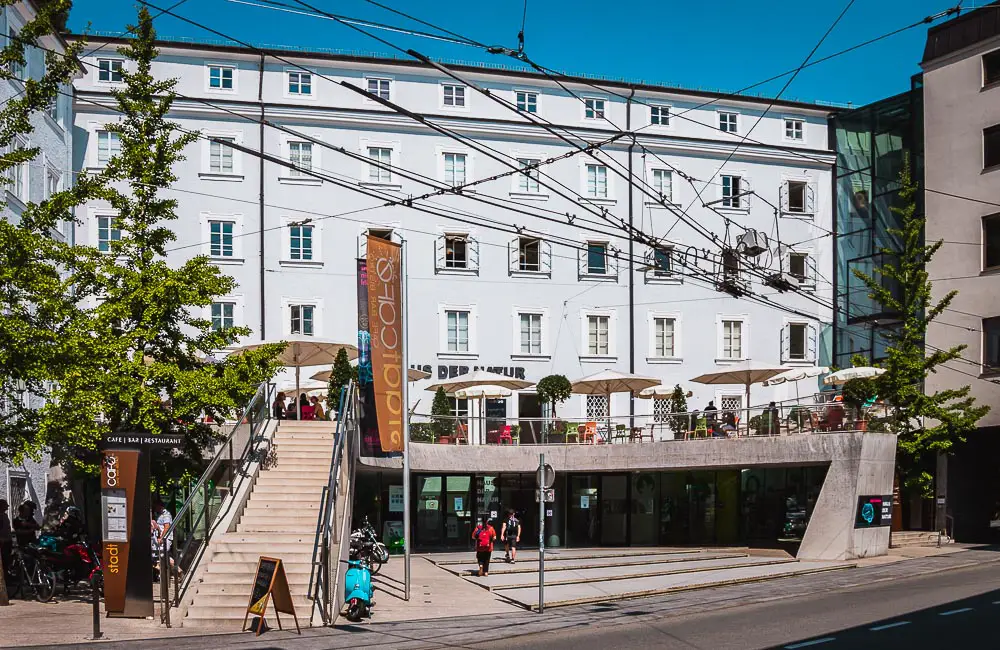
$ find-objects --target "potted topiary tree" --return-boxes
[667,385,689,439]
[536,374,572,443]
[431,387,454,442]
[327,347,356,418]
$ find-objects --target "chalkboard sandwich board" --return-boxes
[241,556,300,636]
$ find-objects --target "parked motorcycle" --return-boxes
[349,517,389,576]
[35,531,103,595]
[343,558,374,622]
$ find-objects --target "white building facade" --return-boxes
[72,38,836,432]
[1,1,76,509]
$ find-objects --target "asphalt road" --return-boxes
[489,559,1000,650]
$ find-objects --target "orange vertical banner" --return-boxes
[366,235,404,452]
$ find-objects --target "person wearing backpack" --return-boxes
[500,509,521,564]
[472,515,497,577]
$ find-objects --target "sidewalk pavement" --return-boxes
[1,544,993,648]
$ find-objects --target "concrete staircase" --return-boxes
[890,531,943,548]
[181,420,336,629]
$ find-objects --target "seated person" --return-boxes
[719,410,738,436]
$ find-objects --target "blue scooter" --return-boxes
[344,558,374,622]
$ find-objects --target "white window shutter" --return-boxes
[781,324,790,362]
[743,178,753,209]
[808,324,818,361]
[435,236,445,271]
[807,254,818,288]
[358,233,367,259]
[780,182,789,212]
[541,241,552,274]
[806,184,816,213]
[469,236,480,271]
[509,238,517,274]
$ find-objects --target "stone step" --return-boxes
[272,452,335,462]
[258,469,331,479]
[273,444,334,453]
[203,562,314,577]
[212,542,316,555]
[237,523,317,533]
[247,490,327,501]
[192,581,313,597]
[200,552,315,564]
[243,506,321,518]
[275,428,335,437]
[188,592,314,609]
[254,477,329,487]
[182,603,314,624]
[217,532,317,544]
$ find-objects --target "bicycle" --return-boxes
[8,546,56,603]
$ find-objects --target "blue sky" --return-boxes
[67,0,963,107]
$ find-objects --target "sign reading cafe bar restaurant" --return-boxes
[366,235,404,453]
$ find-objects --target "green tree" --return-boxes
[0,0,108,464]
[326,347,355,413]
[430,387,452,438]
[667,385,689,438]
[45,8,283,479]
[852,157,990,496]
[536,374,572,418]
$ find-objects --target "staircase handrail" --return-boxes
[309,380,356,625]
[158,380,276,626]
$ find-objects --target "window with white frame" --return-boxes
[288,141,312,175]
[289,224,314,261]
[445,310,470,352]
[97,215,121,253]
[519,312,542,355]
[45,168,60,199]
[209,220,235,258]
[287,70,312,96]
[450,398,470,420]
[789,251,810,283]
[5,142,26,202]
[368,147,392,183]
[8,28,24,79]
[444,234,468,269]
[584,97,605,120]
[586,164,608,198]
[518,237,541,272]
[586,394,609,419]
[784,118,804,141]
[210,138,235,174]
[721,319,744,360]
[783,179,814,214]
[367,77,391,100]
[788,322,808,361]
[652,246,672,276]
[208,64,234,90]
[516,90,538,113]
[443,152,467,186]
[97,58,124,83]
[442,84,466,107]
[721,174,743,209]
[586,242,608,274]
[720,394,743,412]
[47,97,59,123]
[290,304,315,336]
[96,130,121,166]
[651,169,673,203]
[211,302,235,332]
[653,317,676,358]
[719,112,738,133]
[650,105,671,126]
[517,158,540,193]
[587,315,610,355]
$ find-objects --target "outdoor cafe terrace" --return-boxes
[409,392,892,447]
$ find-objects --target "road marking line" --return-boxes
[785,639,836,649]
[870,621,910,631]
[939,607,974,616]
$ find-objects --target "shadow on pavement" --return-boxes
[771,586,1000,649]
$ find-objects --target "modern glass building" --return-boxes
[831,83,924,368]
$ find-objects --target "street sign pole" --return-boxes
[402,238,411,602]
[538,453,545,614]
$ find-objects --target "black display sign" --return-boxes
[249,558,277,611]
[854,495,893,528]
[242,556,299,636]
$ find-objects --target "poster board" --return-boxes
[242,557,300,636]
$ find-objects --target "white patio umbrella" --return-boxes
[232,338,358,420]
[453,384,514,445]
[278,381,328,399]
[637,385,675,399]
[425,369,532,393]
[763,366,830,400]
[311,366,431,383]
[823,366,885,386]
[571,369,660,440]
[691,363,788,410]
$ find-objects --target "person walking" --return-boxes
[471,515,496,577]
[272,391,287,420]
[500,509,521,564]
[12,501,40,549]
[0,499,12,578]
[152,500,179,578]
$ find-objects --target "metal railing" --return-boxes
[308,381,358,626]
[158,381,275,627]
[409,393,892,445]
